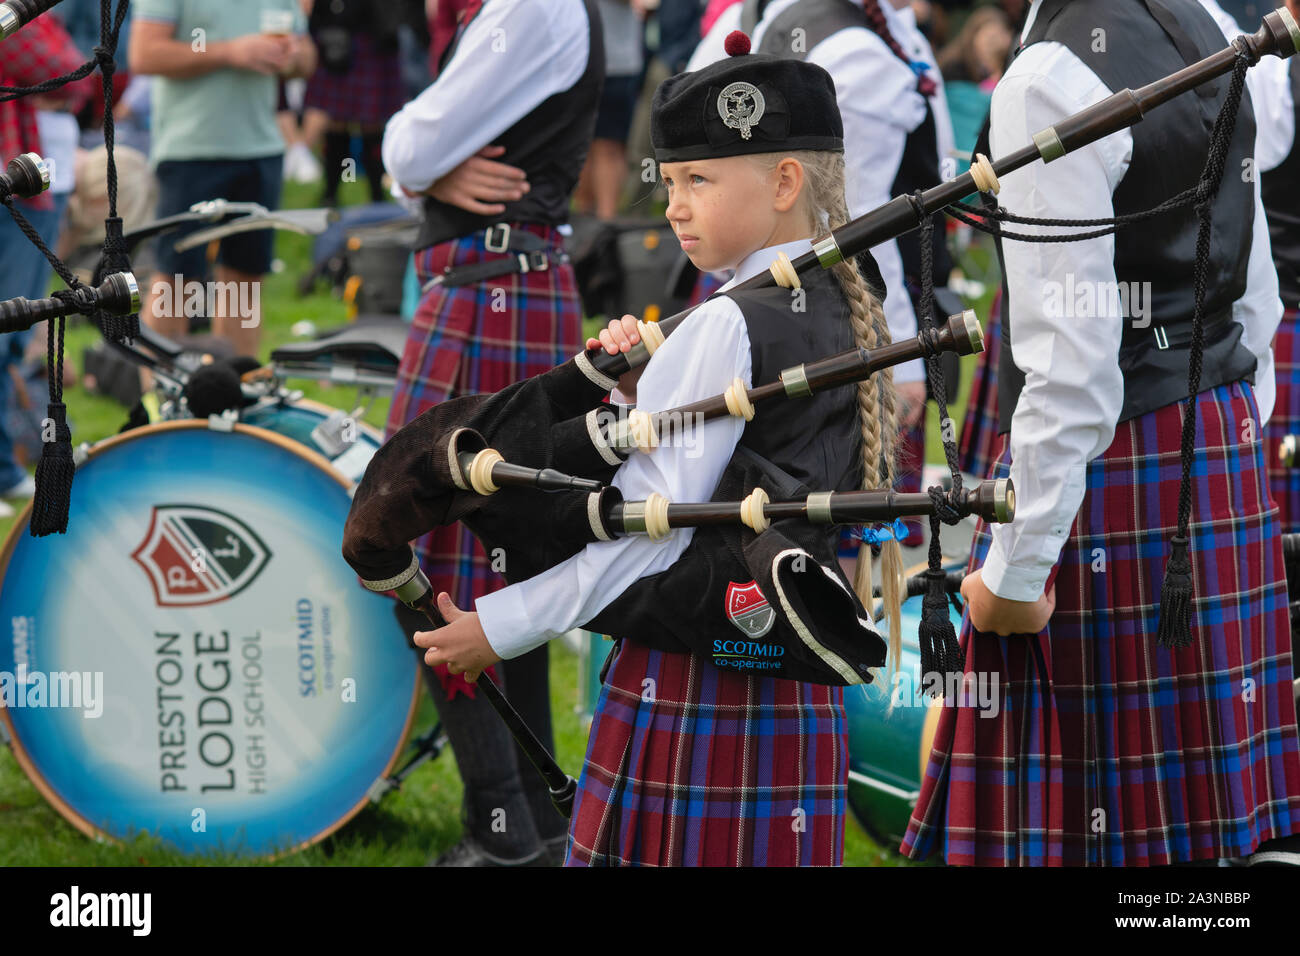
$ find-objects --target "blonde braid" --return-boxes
[745,150,907,673]
[796,151,906,672]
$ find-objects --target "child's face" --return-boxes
[660,155,805,273]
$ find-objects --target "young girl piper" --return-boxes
[415,31,906,866]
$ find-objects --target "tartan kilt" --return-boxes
[902,381,1300,866]
[959,290,1003,480]
[1264,308,1300,534]
[565,640,849,866]
[894,415,927,548]
[385,223,582,691]
[688,268,728,305]
[304,33,407,126]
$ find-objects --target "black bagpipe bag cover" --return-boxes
[342,357,614,584]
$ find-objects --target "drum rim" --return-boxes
[242,396,386,447]
[0,419,421,858]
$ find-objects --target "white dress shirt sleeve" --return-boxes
[979,44,1130,602]
[1197,0,1294,173]
[1233,172,1284,426]
[476,300,753,659]
[381,0,591,193]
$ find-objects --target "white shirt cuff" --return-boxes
[477,586,553,660]
[979,541,1049,603]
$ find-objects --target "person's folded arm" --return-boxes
[476,301,753,659]
[979,51,1129,602]
[381,0,590,193]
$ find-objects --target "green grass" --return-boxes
[0,178,990,865]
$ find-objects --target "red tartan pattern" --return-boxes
[1264,308,1300,533]
[565,640,849,866]
[385,222,583,697]
[304,33,407,126]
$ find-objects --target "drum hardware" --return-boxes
[365,723,450,803]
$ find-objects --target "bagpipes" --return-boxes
[340,8,1300,815]
[2,0,137,536]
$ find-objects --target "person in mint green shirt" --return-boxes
[129,0,316,365]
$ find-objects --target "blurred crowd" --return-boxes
[0,0,1020,516]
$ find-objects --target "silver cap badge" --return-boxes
[717,82,765,141]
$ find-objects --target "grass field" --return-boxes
[0,179,985,865]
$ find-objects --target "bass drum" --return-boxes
[240,396,383,486]
[0,420,419,857]
[845,560,966,847]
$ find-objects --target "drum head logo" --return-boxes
[131,505,272,607]
[726,580,775,637]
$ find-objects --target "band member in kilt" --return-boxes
[692,0,954,550]
[902,0,1300,867]
[417,33,906,865]
[381,0,605,865]
[1258,0,1300,532]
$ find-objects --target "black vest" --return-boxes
[584,267,873,681]
[996,0,1257,431]
[752,0,953,303]
[1262,58,1300,311]
[414,0,606,251]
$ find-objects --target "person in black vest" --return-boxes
[415,33,907,865]
[691,0,956,557]
[903,0,1300,867]
[381,0,605,867]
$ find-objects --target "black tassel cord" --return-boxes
[0,0,134,535]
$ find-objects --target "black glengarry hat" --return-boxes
[651,31,845,164]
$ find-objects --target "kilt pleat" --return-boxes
[902,381,1300,866]
[1264,308,1300,533]
[304,33,407,126]
[959,291,1003,480]
[565,641,849,866]
[385,224,582,696]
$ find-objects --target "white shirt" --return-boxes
[981,0,1283,603]
[477,239,816,659]
[1198,0,1294,173]
[689,0,949,384]
[36,112,78,195]
[381,0,592,194]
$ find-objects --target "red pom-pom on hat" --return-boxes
[724,30,751,56]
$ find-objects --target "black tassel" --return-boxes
[1156,533,1194,649]
[29,402,75,537]
[918,567,960,696]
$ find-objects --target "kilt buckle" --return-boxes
[484,223,511,253]
[517,250,550,274]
